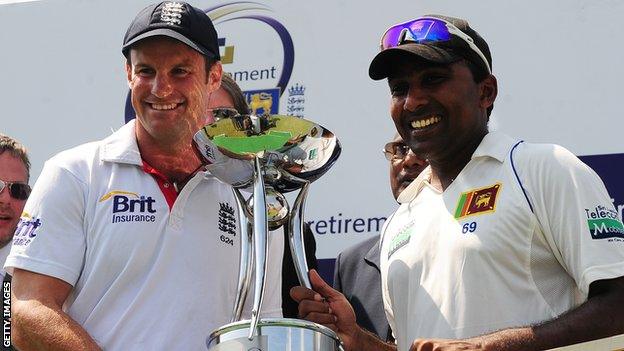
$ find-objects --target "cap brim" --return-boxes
[122,28,217,59]
[368,43,460,80]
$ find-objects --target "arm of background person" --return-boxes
[12,268,101,351]
[291,269,396,351]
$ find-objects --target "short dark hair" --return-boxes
[0,134,30,181]
[463,59,494,117]
[205,57,218,78]
[220,74,250,114]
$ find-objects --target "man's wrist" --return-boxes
[346,325,395,351]
[475,327,535,351]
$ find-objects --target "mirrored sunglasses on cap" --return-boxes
[209,107,240,121]
[0,179,31,200]
[380,17,491,74]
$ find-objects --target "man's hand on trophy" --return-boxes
[290,269,362,350]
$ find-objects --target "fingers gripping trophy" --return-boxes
[193,113,344,351]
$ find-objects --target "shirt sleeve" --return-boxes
[517,143,624,296]
[4,159,87,286]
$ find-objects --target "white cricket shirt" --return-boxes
[381,132,624,351]
[6,120,283,350]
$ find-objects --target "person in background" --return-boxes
[292,14,624,351]
[207,73,250,119]
[0,134,30,280]
[207,73,318,319]
[333,133,426,341]
[7,2,282,350]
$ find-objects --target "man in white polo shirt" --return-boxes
[7,2,282,350]
[292,14,624,351]
[0,135,31,282]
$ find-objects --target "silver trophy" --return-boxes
[193,114,343,351]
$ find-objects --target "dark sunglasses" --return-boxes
[209,107,241,121]
[382,141,411,161]
[380,17,491,73]
[0,179,31,200]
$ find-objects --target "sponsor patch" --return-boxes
[454,183,502,219]
[100,190,158,224]
[13,212,42,247]
[388,221,414,259]
[585,205,624,239]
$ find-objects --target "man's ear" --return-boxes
[125,61,133,89]
[480,74,497,110]
[207,61,223,92]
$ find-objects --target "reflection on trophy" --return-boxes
[193,114,344,350]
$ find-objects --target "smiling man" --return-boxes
[0,135,30,279]
[6,2,282,350]
[292,14,624,351]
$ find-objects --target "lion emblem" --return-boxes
[249,93,273,115]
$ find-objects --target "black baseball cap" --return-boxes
[122,1,220,60]
[369,14,491,80]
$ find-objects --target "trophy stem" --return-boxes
[289,180,312,289]
[249,156,269,340]
[231,188,253,323]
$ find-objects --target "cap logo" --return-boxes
[160,2,185,25]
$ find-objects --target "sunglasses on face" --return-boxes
[0,179,31,200]
[209,107,241,121]
[380,17,491,74]
[383,141,411,161]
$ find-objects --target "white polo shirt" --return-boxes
[6,120,283,350]
[380,131,624,351]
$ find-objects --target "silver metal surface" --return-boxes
[249,157,268,340]
[288,179,312,288]
[193,114,341,346]
[230,188,253,323]
[207,318,344,351]
[193,114,341,193]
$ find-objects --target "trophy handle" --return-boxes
[249,156,269,340]
[284,173,312,289]
[230,188,253,323]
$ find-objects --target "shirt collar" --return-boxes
[100,119,142,166]
[397,131,518,203]
[471,130,518,162]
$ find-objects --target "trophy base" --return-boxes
[206,318,344,351]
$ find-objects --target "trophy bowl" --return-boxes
[193,114,341,192]
[193,114,343,350]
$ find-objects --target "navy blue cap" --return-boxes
[122,1,220,60]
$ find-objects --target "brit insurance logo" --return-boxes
[585,205,624,240]
[13,212,42,247]
[124,2,302,122]
[99,191,158,224]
